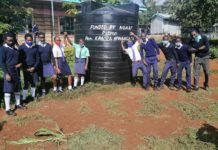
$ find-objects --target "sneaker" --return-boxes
[177,86,182,91]
[204,86,209,91]
[41,92,46,97]
[159,85,164,90]
[15,104,27,110]
[193,86,199,91]
[131,82,136,87]
[58,89,63,93]
[143,86,149,91]
[169,84,175,90]
[6,110,16,116]
[186,88,192,93]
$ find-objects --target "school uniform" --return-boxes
[124,41,148,87]
[52,44,72,76]
[0,44,22,112]
[190,35,210,89]
[159,42,179,87]
[73,43,90,75]
[176,44,192,89]
[19,43,40,100]
[140,38,159,87]
[37,43,55,77]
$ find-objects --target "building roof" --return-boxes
[213,23,218,27]
[152,13,172,19]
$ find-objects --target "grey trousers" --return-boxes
[194,55,210,87]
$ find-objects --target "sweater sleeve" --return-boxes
[0,47,9,74]
[151,39,160,55]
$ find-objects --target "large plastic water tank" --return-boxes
[74,1,139,84]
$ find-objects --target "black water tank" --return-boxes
[74,1,139,84]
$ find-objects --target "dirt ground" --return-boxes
[0,59,218,150]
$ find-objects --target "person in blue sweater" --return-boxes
[159,35,179,90]
[37,32,57,96]
[175,37,192,92]
[140,33,160,90]
[19,33,40,101]
[0,33,25,116]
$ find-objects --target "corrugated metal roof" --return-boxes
[153,13,172,19]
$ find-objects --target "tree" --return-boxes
[0,0,31,34]
[176,0,218,31]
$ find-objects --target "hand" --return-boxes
[130,32,134,36]
[157,55,160,62]
[190,63,192,67]
[64,32,68,38]
[56,68,61,74]
[28,67,35,72]
[177,63,179,68]
[15,63,22,68]
[85,65,88,71]
[5,73,11,81]
[121,40,124,44]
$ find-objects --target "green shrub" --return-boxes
[210,47,218,59]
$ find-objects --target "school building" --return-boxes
[18,0,75,44]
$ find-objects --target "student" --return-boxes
[37,32,57,95]
[121,32,148,89]
[0,33,24,116]
[140,33,160,90]
[175,37,192,92]
[64,32,90,88]
[19,33,39,101]
[190,29,210,91]
[52,36,72,92]
[159,35,179,90]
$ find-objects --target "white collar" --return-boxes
[143,38,149,45]
[25,42,35,48]
[176,44,183,49]
[165,42,170,48]
[38,42,47,47]
[3,44,14,49]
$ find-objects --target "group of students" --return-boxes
[0,32,90,116]
[121,30,210,92]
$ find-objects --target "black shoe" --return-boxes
[15,104,27,110]
[73,86,77,90]
[177,86,182,91]
[131,82,136,87]
[169,84,175,90]
[186,88,192,93]
[193,86,199,91]
[143,86,149,91]
[41,92,46,97]
[6,110,16,116]
[153,85,158,91]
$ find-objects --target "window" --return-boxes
[60,17,74,34]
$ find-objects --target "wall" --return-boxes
[150,17,164,34]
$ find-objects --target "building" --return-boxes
[18,0,75,44]
[150,13,181,35]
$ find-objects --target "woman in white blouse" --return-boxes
[52,36,72,92]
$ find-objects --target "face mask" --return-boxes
[175,42,182,48]
[39,40,45,44]
[55,41,61,46]
[162,40,169,46]
[194,35,202,43]
[127,42,134,48]
[26,41,33,47]
[80,44,84,48]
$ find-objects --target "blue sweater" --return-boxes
[0,45,21,74]
[37,43,53,64]
[176,44,192,62]
[159,43,179,63]
[140,39,160,58]
[19,44,40,69]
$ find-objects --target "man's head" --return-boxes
[162,35,170,46]
[141,32,147,42]
[191,29,199,38]
[175,37,183,48]
[25,33,33,46]
[38,32,46,44]
[3,33,15,47]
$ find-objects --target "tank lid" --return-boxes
[90,6,135,15]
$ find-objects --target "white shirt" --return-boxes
[52,44,65,58]
[124,41,142,61]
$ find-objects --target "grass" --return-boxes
[67,124,123,150]
[173,100,218,123]
[135,128,218,150]
[101,99,128,117]
[136,93,165,116]
[77,101,92,115]
[14,113,53,127]
[44,82,131,101]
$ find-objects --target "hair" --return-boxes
[38,32,45,37]
[3,33,15,41]
[54,36,60,41]
[162,35,169,40]
[191,28,200,34]
[24,33,33,40]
